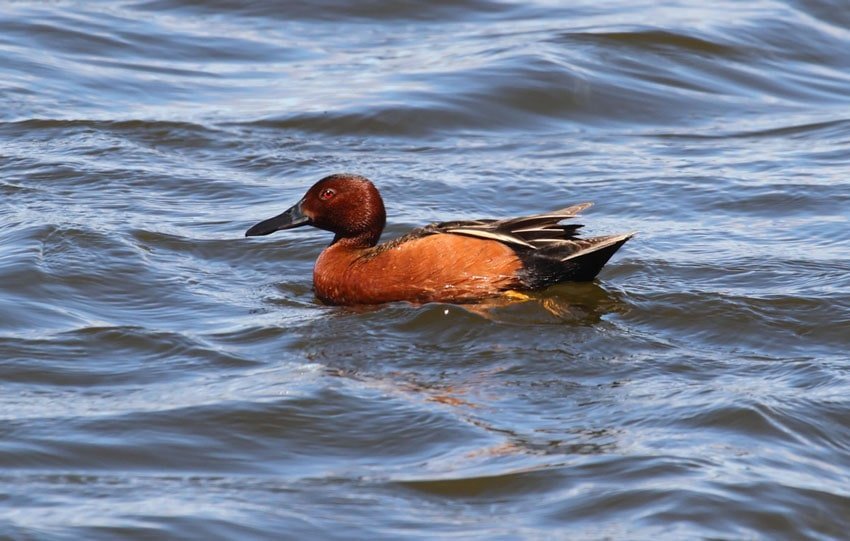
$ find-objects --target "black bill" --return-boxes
[245,200,311,237]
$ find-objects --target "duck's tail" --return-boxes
[516,231,635,288]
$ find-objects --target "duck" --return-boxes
[245,173,633,305]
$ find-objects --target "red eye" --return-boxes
[319,188,335,201]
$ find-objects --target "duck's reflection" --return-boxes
[298,281,628,459]
[325,362,622,460]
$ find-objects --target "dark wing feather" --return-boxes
[432,202,593,250]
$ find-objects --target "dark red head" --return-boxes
[245,174,387,247]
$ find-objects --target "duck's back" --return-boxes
[414,203,634,290]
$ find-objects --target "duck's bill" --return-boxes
[245,201,311,236]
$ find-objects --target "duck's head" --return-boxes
[245,173,387,247]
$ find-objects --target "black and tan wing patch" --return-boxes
[432,202,633,286]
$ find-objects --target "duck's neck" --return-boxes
[332,230,381,249]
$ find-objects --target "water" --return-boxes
[2,1,849,539]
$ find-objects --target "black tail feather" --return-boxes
[517,234,632,288]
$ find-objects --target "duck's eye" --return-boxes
[319,188,336,201]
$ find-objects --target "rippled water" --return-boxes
[2,1,850,539]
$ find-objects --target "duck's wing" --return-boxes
[430,202,594,250]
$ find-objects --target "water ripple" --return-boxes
[2,0,850,539]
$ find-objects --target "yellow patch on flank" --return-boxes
[503,290,532,301]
